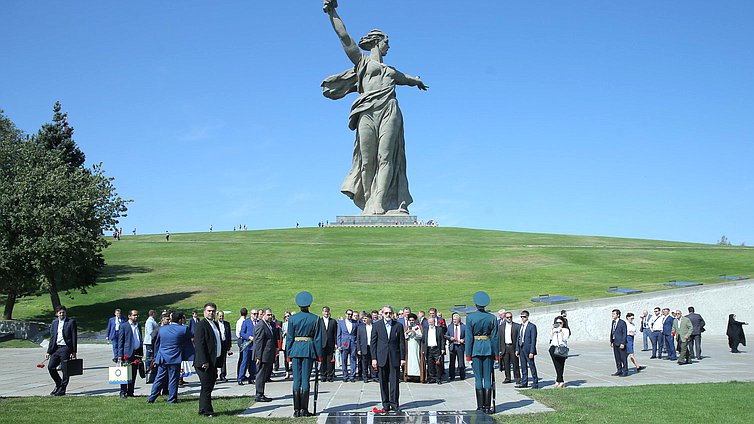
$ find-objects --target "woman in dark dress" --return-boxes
[726,314,748,353]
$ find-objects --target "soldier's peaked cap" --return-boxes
[473,291,490,307]
[296,291,313,307]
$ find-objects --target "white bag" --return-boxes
[108,364,131,384]
[180,360,193,378]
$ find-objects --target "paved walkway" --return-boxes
[1,335,751,419]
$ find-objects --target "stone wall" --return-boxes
[517,280,753,342]
[0,320,49,343]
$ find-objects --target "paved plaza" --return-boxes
[1,335,752,420]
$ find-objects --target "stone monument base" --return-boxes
[331,214,418,227]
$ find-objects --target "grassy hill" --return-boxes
[8,227,754,332]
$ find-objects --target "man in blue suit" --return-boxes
[370,305,405,412]
[610,309,629,376]
[661,308,678,361]
[105,309,126,362]
[337,309,359,382]
[116,309,143,398]
[46,305,77,396]
[515,310,538,389]
[238,311,257,385]
[147,312,193,404]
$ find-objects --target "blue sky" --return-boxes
[3,1,753,244]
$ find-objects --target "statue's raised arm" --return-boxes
[324,0,362,66]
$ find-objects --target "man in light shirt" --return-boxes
[445,313,466,381]
[423,317,446,384]
[46,305,77,396]
[356,315,375,382]
[649,307,663,359]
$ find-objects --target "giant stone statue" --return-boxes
[322,0,428,215]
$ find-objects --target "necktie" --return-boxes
[132,324,140,347]
[455,325,460,342]
[385,320,391,340]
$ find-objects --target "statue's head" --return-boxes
[359,29,389,55]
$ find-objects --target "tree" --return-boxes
[0,105,130,316]
[35,101,85,168]
[0,110,42,319]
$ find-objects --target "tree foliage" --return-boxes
[0,105,130,318]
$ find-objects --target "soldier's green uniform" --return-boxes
[285,291,323,417]
[465,291,498,414]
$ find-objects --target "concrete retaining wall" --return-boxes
[0,320,49,343]
[519,280,753,341]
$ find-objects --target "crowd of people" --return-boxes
[43,298,748,417]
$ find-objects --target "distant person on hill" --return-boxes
[727,314,748,353]
[165,231,170,241]
[686,306,706,359]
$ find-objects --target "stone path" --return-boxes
[1,335,751,420]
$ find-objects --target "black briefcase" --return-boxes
[64,358,84,376]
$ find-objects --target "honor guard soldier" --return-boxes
[465,291,499,414]
[285,291,323,417]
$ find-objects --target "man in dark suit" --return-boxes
[498,311,521,384]
[686,306,706,360]
[318,306,337,382]
[356,315,375,382]
[116,309,143,398]
[515,310,538,388]
[422,316,446,384]
[216,311,233,382]
[610,309,629,377]
[105,309,126,362]
[253,308,277,402]
[188,310,199,336]
[337,309,359,382]
[194,303,223,417]
[445,313,466,381]
[147,311,193,403]
[46,305,77,396]
[370,305,405,412]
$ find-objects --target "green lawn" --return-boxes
[501,381,754,423]
[6,227,753,332]
[0,382,751,423]
[0,339,40,348]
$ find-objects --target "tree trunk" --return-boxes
[3,293,16,320]
[48,278,62,311]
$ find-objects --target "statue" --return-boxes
[322,0,428,215]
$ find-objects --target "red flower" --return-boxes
[124,355,129,360]
[36,364,45,368]
[372,407,386,413]
[343,343,348,347]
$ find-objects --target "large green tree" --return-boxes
[0,105,130,317]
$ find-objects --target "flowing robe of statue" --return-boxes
[323,54,413,215]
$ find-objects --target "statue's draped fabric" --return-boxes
[322,54,413,214]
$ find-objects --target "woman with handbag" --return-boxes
[625,313,646,372]
[548,316,570,388]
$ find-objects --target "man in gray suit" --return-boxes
[686,306,706,360]
[254,308,277,402]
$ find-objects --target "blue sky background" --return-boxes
[3,1,752,244]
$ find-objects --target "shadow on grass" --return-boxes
[98,264,153,284]
[29,291,200,332]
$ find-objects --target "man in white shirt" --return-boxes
[319,306,338,381]
[144,310,158,374]
[235,308,249,381]
[357,315,375,382]
[423,317,445,384]
[649,307,663,358]
[46,305,77,396]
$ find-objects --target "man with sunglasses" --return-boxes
[515,310,538,389]
[238,309,259,385]
[337,309,359,382]
[498,311,521,384]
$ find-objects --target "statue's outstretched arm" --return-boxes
[393,70,429,91]
[324,1,361,66]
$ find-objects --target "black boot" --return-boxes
[292,391,300,417]
[475,389,484,411]
[300,390,312,417]
[484,388,493,414]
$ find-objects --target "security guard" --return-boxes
[464,291,498,414]
[285,291,323,417]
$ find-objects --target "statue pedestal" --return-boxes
[331,214,418,227]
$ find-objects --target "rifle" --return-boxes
[491,359,497,413]
[313,361,320,415]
